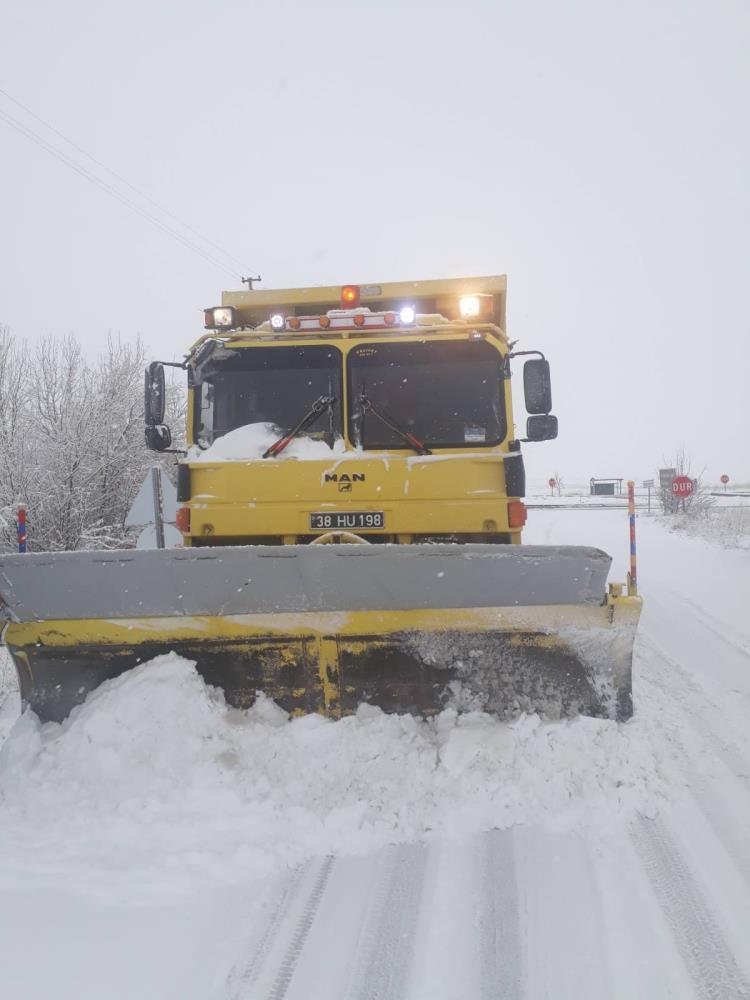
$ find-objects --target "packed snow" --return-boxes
[188,422,345,462]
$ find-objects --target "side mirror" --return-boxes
[145,362,166,425]
[523,359,552,415]
[144,362,172,451]
[526,414,558,441]
[145,424,172,452]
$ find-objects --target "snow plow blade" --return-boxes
[0,544,641,724]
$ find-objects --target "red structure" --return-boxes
[671,476,695,497]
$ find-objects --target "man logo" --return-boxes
[324,473,366,484]
[338,482,352,493]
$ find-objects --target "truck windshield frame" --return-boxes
[193,345,343,447]
[347,338,506,450]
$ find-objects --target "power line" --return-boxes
[0,85,251,275]
[0,106,240,278]
[0,92,255,280]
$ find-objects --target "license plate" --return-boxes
[310,511,385,531]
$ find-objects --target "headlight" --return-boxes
[459,295,481,318]
[204,306,237,330]
[270,313,285,331]
[399,305,416,325]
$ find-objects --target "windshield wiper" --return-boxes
[263,394,336,458]
[358,392,432,456]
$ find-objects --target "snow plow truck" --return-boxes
[0,275,641,724]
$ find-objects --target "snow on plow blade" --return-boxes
[0,544,641,724]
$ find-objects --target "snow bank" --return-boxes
[0,653,674,901]
[0,647,20,746]
[664,507,750,550]
[188,422,345,462]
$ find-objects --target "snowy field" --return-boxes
[1,509,749,998]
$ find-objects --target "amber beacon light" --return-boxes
[341,285,361,307]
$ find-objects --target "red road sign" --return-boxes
[721,474,729,485]
[671,475,694,497]
[548,478,556,488]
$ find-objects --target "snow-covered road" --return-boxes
[1,510,749,999]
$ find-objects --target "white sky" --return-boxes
[1,0,748,484]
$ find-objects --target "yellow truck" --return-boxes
[0,276,641,722]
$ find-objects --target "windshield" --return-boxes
[194,345,342,447]
[347,339,505,449]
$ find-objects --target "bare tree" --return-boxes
[0,327,34,548]
[657,449,714,516]
[0,329,186,553]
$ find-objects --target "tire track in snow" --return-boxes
[224,865,307,999]
[632,817,750,1000]
[348,843,427,1000]
[638,632,750,785]
[224,856,335,1000]
[637,634,750,888]
[664,591,750,661]
[266,855,336,1000]
[478,829,522,1000]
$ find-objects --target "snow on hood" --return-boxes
[188,422,346,462]
[0,654,674,901]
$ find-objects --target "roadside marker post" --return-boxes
[17,504,27,553]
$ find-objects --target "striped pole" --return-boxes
[627,481,637,596]
[17,504,27,553]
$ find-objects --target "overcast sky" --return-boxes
[1,0,748,484]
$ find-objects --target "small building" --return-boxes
[589,477,623,497]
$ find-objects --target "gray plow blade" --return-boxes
[0,543,611,622]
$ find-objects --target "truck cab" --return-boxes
[145,275,557,547]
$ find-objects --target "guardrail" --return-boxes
[527,501,750,511]
[526,503,650,510]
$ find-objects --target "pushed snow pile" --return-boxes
[188,422,345,462]
[0,647,19,746]
[0,654,674,900]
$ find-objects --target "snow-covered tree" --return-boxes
[0,329,186,552]
[0,327,35,549]
[657,449,713,516]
